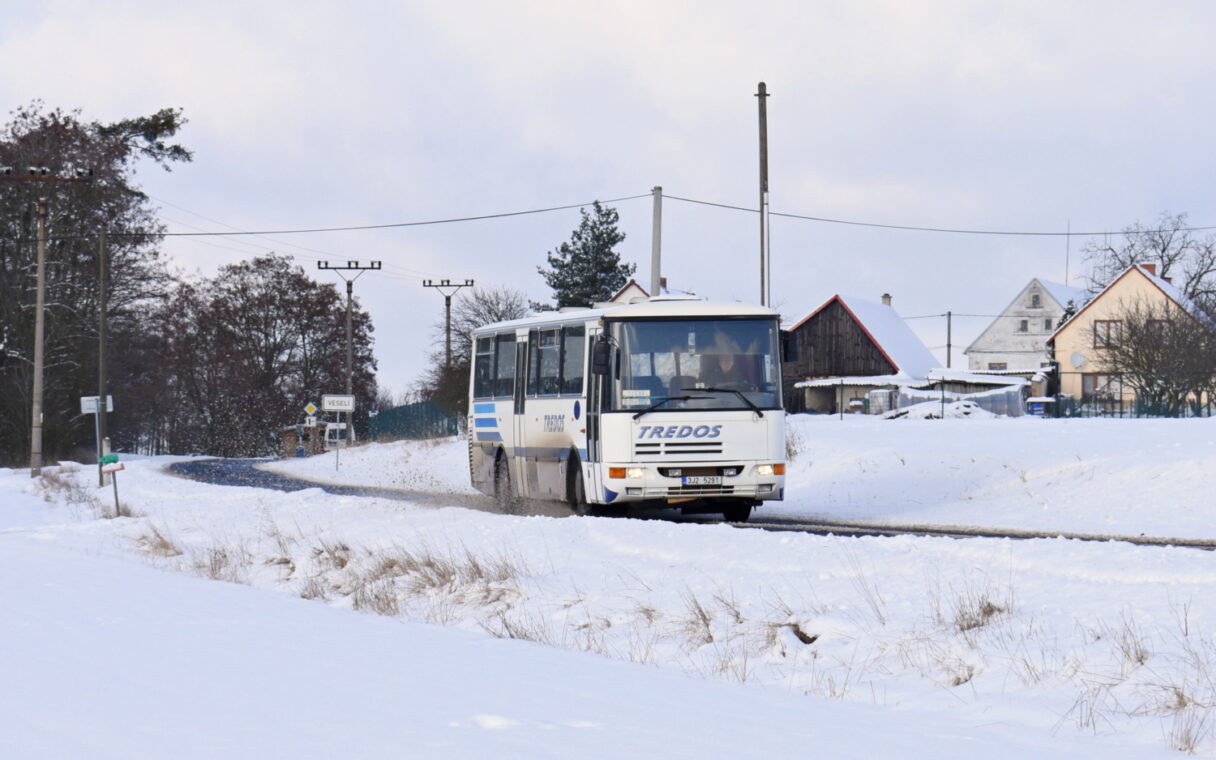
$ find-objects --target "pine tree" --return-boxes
[537,201,634,308]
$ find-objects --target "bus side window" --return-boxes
[539,329,560,394]
[527,330,540,396]
[473,337,495,399]
[561,326,585,394]
[494,334,516,398]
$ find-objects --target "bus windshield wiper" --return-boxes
[631,395,709,419]
[684,387,765,418]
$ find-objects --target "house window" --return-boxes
[1146,319,1170,337]
[1031,293,1042,308]
[1017,319,1028,332]
[1093,320,1122,349]
[1044,318,1053,331]
[1081,373,1118,401]
[988,362,1008,371]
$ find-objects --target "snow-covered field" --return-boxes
[5,415,1216,757]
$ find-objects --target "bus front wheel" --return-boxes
[722,502,752,523]
[569,456,593,516]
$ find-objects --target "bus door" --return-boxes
[511,337,529,496]
[585,328,604,501]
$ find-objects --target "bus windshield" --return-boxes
[609,317,782,412]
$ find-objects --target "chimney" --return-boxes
[881,293,892,306]
[1141,263,1157,276]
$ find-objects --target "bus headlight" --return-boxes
[626,467,645,479]
[756,464,785,477]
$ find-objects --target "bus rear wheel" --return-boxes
[494,454,518,514]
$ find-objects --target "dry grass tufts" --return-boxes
[953,590,1008,633]
[37,467,101,512]
[352,579,400,616]
[675,591,715,647]
[134,523,182,557]
[313,539,352,570]
[192,543,252,584]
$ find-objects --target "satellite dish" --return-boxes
[1069,351,1087,369]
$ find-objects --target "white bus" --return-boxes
[468,296,786,521]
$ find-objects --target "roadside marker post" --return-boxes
[322,395,356,471]
[99,452,122,515]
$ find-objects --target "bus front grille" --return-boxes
[667,485,735,497]
[634,441,724,457]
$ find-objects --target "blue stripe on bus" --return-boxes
[603,487,618,503]
[474,418,498,428]
[473,403,496,414]
[475,432,503,442]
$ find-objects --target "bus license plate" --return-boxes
[682,476,722,486]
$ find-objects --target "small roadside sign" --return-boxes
[322,394,356,412]
[101,461,124,474]
[306,416,317,426]
[80,395,113,414]
[304,402,318,415]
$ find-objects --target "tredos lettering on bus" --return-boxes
[636,424,723,439]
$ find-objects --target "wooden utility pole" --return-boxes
[97,230,108,485]
[423,279,475,369]
[756,82,771,307]
[318,261,381,394]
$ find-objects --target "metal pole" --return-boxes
[97,230,108,485]
[30,197,48,476]
[650,185,662,297]
[756,82,771,307]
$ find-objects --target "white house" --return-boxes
[964,279,1086,371]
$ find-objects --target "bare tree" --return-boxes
[1095,298,1216,416]
[1083,211,1216,307]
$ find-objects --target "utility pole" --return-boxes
[650,186,662,297]
[97,230,108,485]
[31,196,47,476]
[756,82,771,307]
[423,279,475,370]
[318,261,381,395]
[0,166,93,477]
[946,310,953,369]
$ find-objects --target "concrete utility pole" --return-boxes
[31,196,47,475]
[756,82,772,307]
[318,261,381,395]
[650,186,662,297]
[0,166,93,477]
[423,279,475,370]
[946,310,953,369]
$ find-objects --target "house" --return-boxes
[1046,263,1197,406]
[784,294,938,413]
[606,277,696,305]
[965,279,1086,372]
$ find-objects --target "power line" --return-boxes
[662,193,1216,238]
[81,193,650,239]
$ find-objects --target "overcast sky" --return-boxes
[4,1,1216,395]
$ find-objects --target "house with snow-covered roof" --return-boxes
[783,293,938,413]
[965,278,1086,372]
[1047,263,1204,406]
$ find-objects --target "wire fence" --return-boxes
[1048,371,1216,418]
[368,400,460,440]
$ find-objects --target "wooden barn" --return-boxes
[782,294,938,413]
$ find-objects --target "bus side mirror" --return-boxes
[591,337,610,375]
[780,329,798,363]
